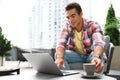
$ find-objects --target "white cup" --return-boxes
[83,63,96,75]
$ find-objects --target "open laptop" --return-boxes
[23,53,79,76]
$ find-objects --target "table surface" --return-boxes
[0,68,117,80]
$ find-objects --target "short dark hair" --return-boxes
[65,2,82,14]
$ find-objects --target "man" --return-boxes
[55,2,106,73]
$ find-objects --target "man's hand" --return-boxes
[55,58,65,68]
[91,57,103,73]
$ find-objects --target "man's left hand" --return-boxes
[91,57,103,73]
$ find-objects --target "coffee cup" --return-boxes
[83,63,96,75]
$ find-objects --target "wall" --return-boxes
[110,46,120,70]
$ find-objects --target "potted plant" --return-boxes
[104,4,120,46]
[104,4,120,70]
[0,26,12,66]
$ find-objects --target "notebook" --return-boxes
[23,53,79,76]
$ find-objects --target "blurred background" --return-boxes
[0,0,120,49]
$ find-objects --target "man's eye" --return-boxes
[66,17,69,19]
[71,15,75,18]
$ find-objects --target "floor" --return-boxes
[108,70,120,80]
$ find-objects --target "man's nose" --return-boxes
[68,18,73,23]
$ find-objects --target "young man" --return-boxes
[55,2,106,73]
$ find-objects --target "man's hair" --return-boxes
[65,2,82,14]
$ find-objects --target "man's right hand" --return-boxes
[55,58,65,68]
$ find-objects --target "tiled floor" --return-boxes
[109,70,120,75]
[4,61,32,68]
[107,70,120,80]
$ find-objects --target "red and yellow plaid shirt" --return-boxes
[56,18,105,54]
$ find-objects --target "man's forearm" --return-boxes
[94,46,104,58]
[56,47,65,58]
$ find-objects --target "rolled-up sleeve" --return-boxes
[91,32,105,50]
[91,23,105,50]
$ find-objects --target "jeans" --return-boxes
[55,50,106,70]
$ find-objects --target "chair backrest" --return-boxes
[16,48,53,61]
[104,35,110,58]
[103,35,114,74]
[16,47,30,61]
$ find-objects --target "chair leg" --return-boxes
[17,61,21,67]
[104,43,114,75]
[16,68,20,74]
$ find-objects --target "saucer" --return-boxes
[81,73,101,78]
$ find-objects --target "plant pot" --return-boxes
[0,56,6,66]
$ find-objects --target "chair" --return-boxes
[16,47,30,67]
[52,35,114,75]
[16,48,54,67]
[103,36,114,74]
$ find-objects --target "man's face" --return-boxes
[66,8,82,28]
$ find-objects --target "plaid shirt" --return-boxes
[56,18,105,54]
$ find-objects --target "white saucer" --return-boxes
[81,73,101,78]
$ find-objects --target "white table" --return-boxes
[0,68,117,80]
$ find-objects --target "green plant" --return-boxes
[0,26,12,57]
[105,27,119,45]
[104,4,120,45]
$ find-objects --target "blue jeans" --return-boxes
[55,50,106,70]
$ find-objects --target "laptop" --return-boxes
[23,53,79,76]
